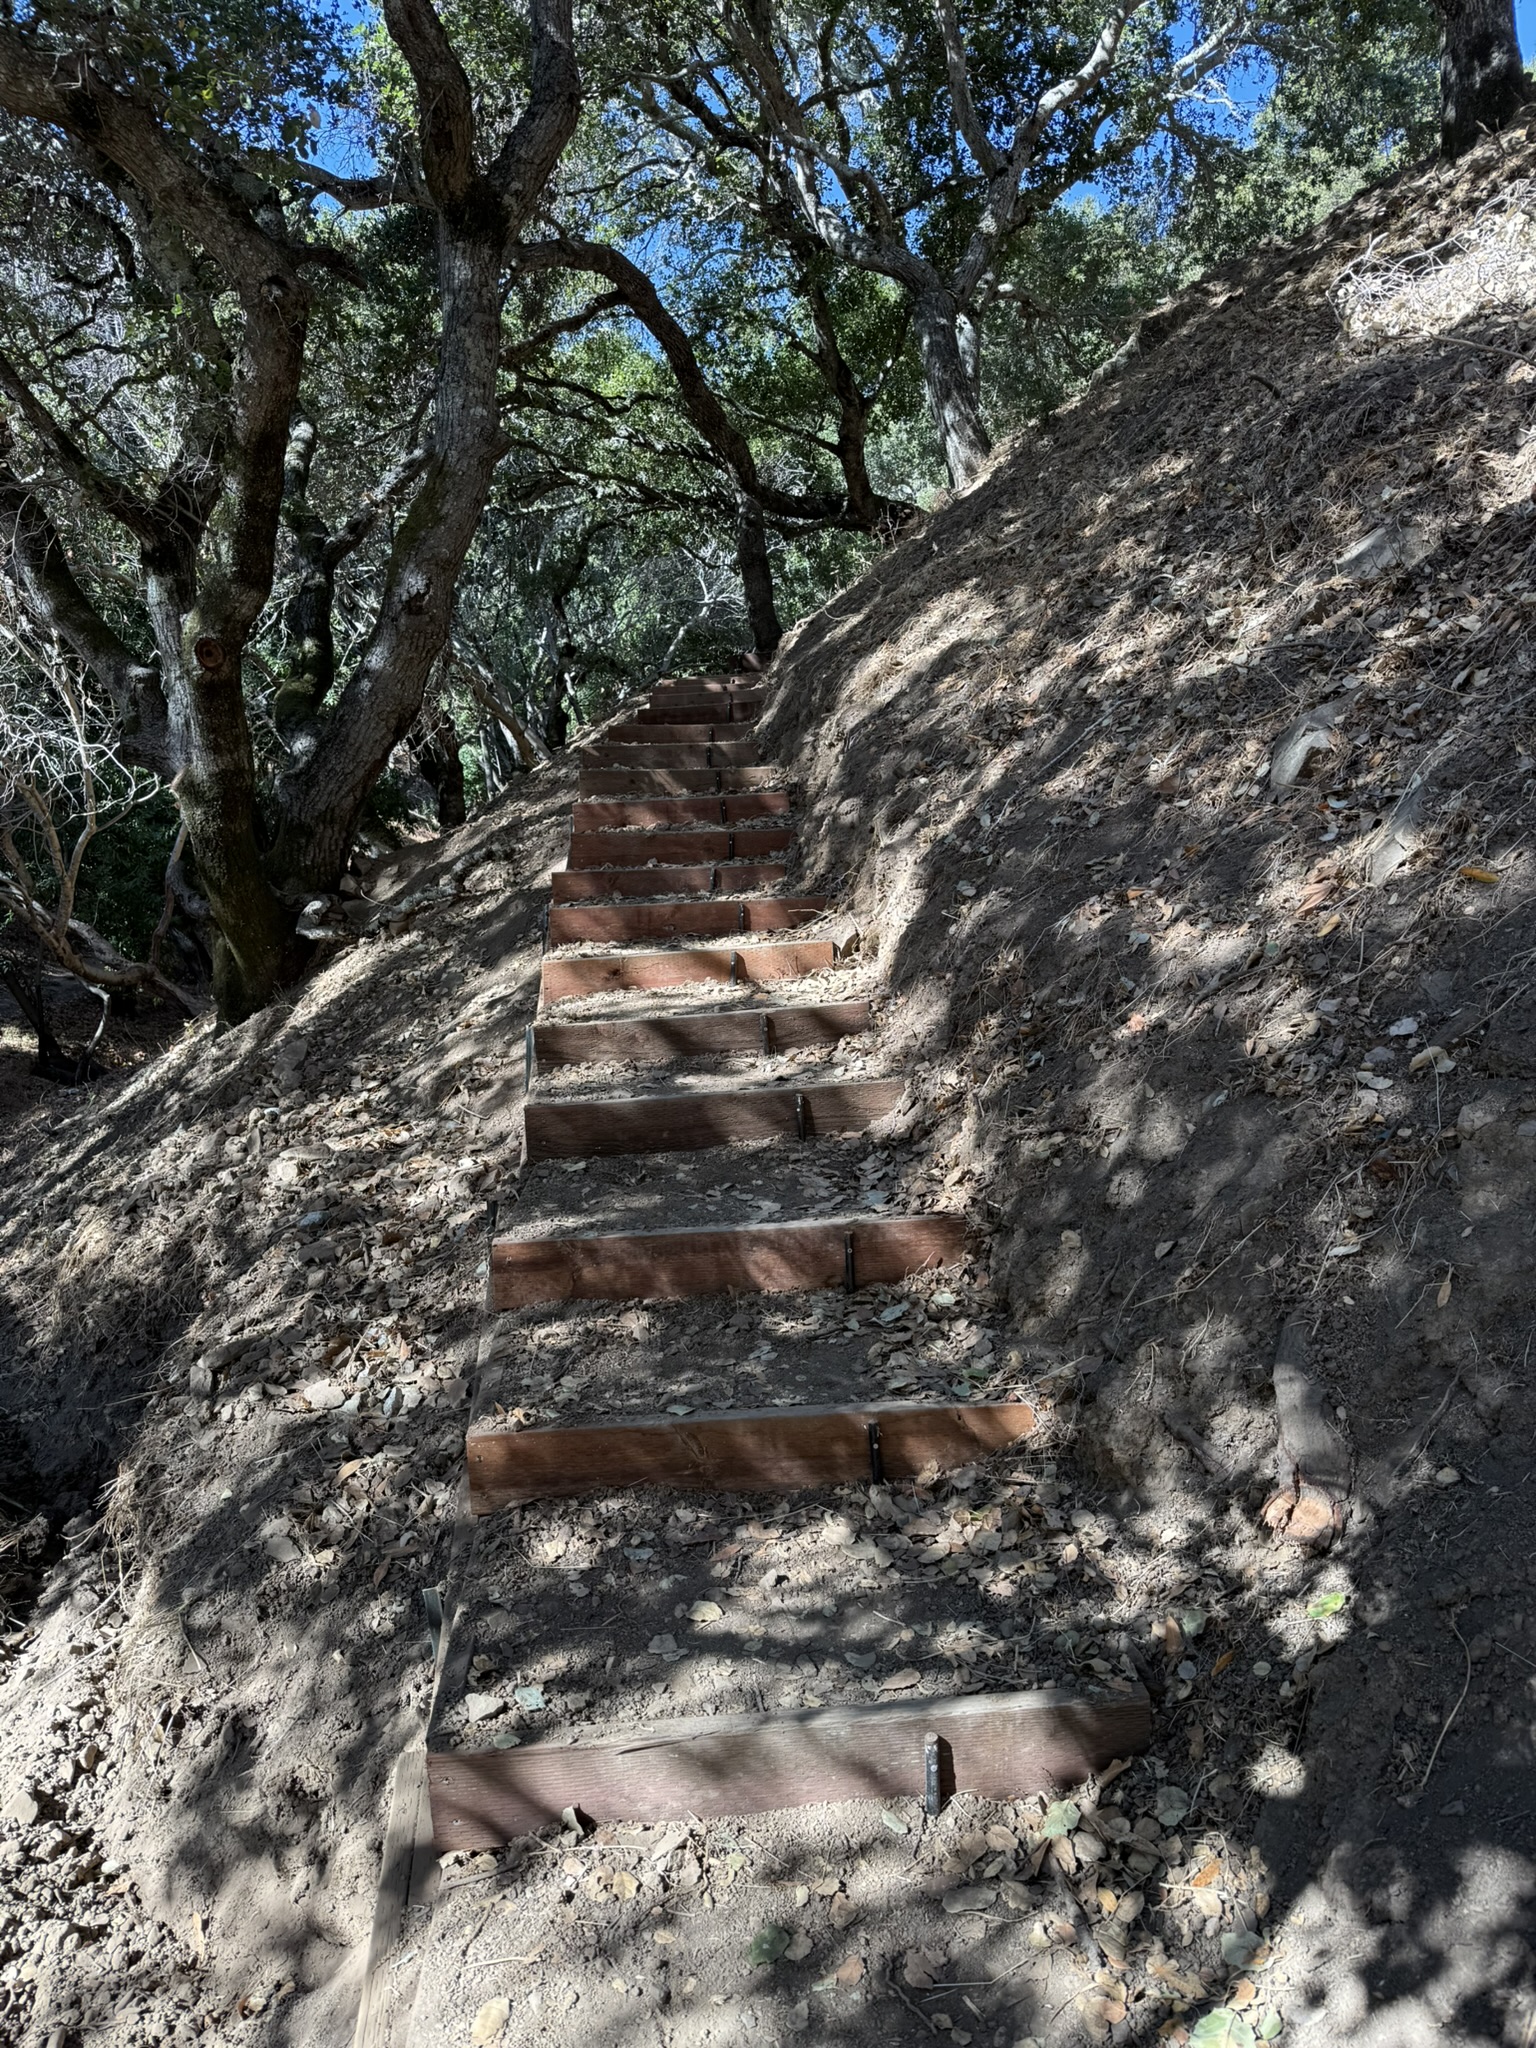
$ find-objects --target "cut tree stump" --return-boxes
[540,940,835,1002]
[427,1686,1152,1847]
[584,741,760,769]
[524,1076,902,1160]
[572,794,790,829]
[579,767,782,797]
[550,864,788,903]
[568,827,794,868]
[466,1395,1037,1511]
[489,1211,968,1307]
[531,1000,872,1067]
[547,898,827,947]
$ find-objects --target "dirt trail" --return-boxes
[2,114,1536,2048]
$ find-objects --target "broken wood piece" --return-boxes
[530,1000,872,1068]
[547,897,827,948]
[1263,1318,1351,1548]
[540,940,836,1003]
[523,1076,904,1161]
[572,794,790,829]
[568,826,794,868]
[489,1211,969,1307]
[550,864,788,903]
[427,1685,1151,1848]
[579,766,782,797]
[466,1395,1037,1511]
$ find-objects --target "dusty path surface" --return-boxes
[2,115,1536,2048]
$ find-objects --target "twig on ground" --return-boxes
[1418,1613,1472,1794]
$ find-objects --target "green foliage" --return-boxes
[73,792,182,959]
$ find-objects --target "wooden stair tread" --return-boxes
[530,1001,872,1066]
[572,795,790,829]
[541,940,839,1002]
[547,898,827,948]
[523,1075,902,1160]
[579,767,782,796]
[550,864,787,903]
[466,1396,1036,1510]
[489,1211,968,1307]
[584,741,760,768]
[569,826,793,868]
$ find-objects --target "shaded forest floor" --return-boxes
[2,115,1536,2048]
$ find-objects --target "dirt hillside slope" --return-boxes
[0,114,1534,2048]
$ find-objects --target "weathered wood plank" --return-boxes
[653,676,764,695]
[606,722,729,743]
[489,1211,968,1307]
[467,1395,1035,1512]
[584,741,761,769]
[550,864,788,903]
[531,1000,872,1068]
[540,940,835,1002]
[579,767,782,797]
[568,827,793,867]
[572,794,789,829]
[633,703,760,725]
[547,898,827,948]
[524,1076,902,1161]
[428,1686,1151,1848]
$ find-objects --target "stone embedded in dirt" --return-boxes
[470,1998,510,2044]
[1435,1466,1462,1487]
[463,1694,506,1722]
[301,1378,346,1410]
[878,1667,921,1692]
[1,1785,39,1827]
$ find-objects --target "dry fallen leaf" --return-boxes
[1318,911,1342,937]
[833,1955,865,1986]
[470,1999,510,2046]
[1229,1978,1257,2010]
[1192,1858,1222,1888]
[1459,865,1500,884]
[1212,1648,1236,1676]
[1436,1275,1453,1308]
[611,1870,638,1902]
[828,1894,858,1929]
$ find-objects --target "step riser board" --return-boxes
[550,864,788,903]
[540,941,835,1002]
[524,1076,903,1161]
[573,795,790,830]
[467,1397,1032,1511]
[653,678,764,697]
[606,723,739,743]
[569,828,794,868]
[489,1212,968,1307]
[547,899,826,948]
[633,705,760,725]
[580,768,782,797]
[531,1001,872,1067]
[585,742,760,769]
[428,1687,1152,1847]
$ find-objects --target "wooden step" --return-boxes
[541,940,835,1002]
[524,1076,901,1161]
[579,767,782,797]
[569,826,793,868]
[489,1211,968,1307]
[550,864,788,903]
[467,1395,1035,1511]
[584,741,760,769]
[573,795,790,829]
[547,898,826,949]
[653,676,763,695]
[531,1000,872,1068]
[428,1686,1150,1848]
[633,703,759,724]
[606,722,736,744]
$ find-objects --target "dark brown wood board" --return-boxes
[579,768,782,797]
[653,677,764,696]
[540,940,835,1001]
[523,1076,902,1161]
[568,827,794,867]
[466,1395,1036,1511]
[531,1000,872,1067]
[489,1210,968,1307]
[550,864,788,903]
[427,1686,1152,1848]
[635,703,760,724]
[605,723,728,743]
[584,741,760,769]
[547,898,827,948]
[572,794,790,829]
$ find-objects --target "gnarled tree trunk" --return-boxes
[1435,0,1530,157]
[913,289,992,489]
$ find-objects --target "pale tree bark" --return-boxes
[1433,0,1530,158]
